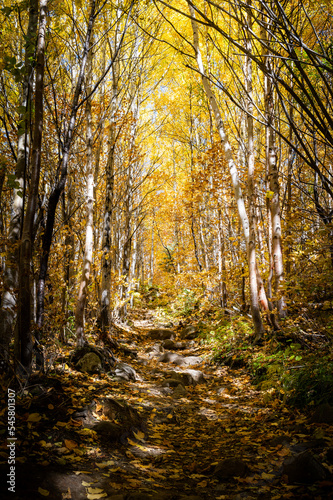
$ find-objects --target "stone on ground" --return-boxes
[75,352,102,373]
[148,328,175,340]
[213,458,249,480]
[282,451,331,483]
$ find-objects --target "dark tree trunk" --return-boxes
[17,0,47,375]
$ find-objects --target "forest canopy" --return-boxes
[1,2,333,498]
[0,0,333,373]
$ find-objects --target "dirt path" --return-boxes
[1,312,332,499]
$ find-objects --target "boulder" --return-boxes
[166,369,205,386]
[282,451,330,484]
[179,325,199,340]
[162,339,187,350]
[311,403,333,424]
[172,384,187,398]
[148,328,175,340]
[76,352,102,373]
[163,378,183,388]
[146,343,164,358]
[91,397,145,442]
[91,420,121,440]
[213,458,249,481]
[158,352,185,365]
[114,362,140,381]
[183,356,203,367]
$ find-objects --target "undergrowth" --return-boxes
[198,309,333,410]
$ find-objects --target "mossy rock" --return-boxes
[76,352,102,373]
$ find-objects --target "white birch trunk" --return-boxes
[188,3,265,338]
[75,46,94,347]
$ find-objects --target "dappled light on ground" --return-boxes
[1,308,333,499]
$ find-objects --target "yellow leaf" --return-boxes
[127,479,142,487]
[197,480,208,487]
[95,460,114,468]
[87,494,107,500]
[87,488,104,494]
[62,487,72,499]
[27,413,42,422]
[261,472,275,480]
[64,439,78,450]
[167,414,173,419]
[55,421,67,427]
[108,483,122,489]
[38,487,50,496]
[74,471,90,475]
[48,404,54,410]
[82,481,92,487]
[133,430,145,442]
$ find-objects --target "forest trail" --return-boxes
[1,309,333,500]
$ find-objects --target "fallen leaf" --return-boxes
[108,482,122,489]
[133,430,145,442]
[87,494,107,500]
[261,472,275,480]
[87,488,104,494]
[64,439,78,450]
[38,487,50,496]
[62,487,72,499]
[95,460,115,468]
[27,413,42,422]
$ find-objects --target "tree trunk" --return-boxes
[99,71,118,335]
[75,46,94,347]
[244,1,264,336]
[0,0,38,369]
[17,0,47,374]
[188,3,265,340]
[217,207,228,308]
[36,0,96,335]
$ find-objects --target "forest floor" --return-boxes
[1,307,333,500]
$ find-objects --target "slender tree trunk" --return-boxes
[0,0,38,369]
[99,71,118,335]
[75,47,94,347]
[17,0,47,374]
[149,211,155,284]
[129,227,138,308]
[268,147,287,317]
[286,87,294,277]
[188,3,265,340]
[36,0,96,334]
[245,2,263,333]
[217,207,228,308]
[59,182,75,343]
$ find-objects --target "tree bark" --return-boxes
[75,45,94,347]
[0,0,38,369]
[262,9,287,322]
[188,2,265,340]
[99,61,118,335]
[17,0,47,374]
[36,0,96,334]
